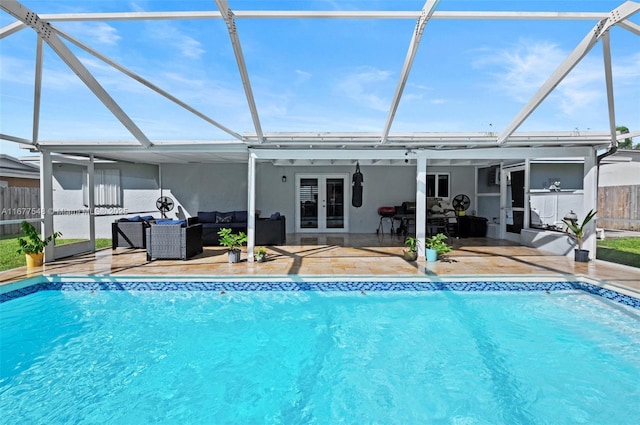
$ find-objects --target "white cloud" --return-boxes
[60,22,121,46]
[335,67,393,112]
[475,39,563,102]
[144,22,205,59]
[294,69,312,85]
[473,38,633,116]
[0,56,34,85]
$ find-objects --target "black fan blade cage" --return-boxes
[156,196,175,212]
[452,194,471,211]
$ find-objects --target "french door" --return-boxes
[295,174,349,233]
[505,168,526,241]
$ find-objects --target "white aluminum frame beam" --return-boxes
[250,147,591,161]
[0,133,31,144]
[619,20,640,35]
[619,130,640,140]
[1,10,618,27]
[498,1,640,145]
[0,0,153,148]
[31,36,43,146]
[381,0,440,144]
[53,27,243,141]
[601,32,618,148]
[214,0,264,143]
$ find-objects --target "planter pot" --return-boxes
[426,248,438,262]
[255,254,267,263]
[403,249,418,261]
[25,252,44,268]
[228,249,241,264]
[574,249,590,262]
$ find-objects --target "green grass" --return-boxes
[0,235,111,272]
[597,237,640,268]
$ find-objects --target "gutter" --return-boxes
[597,142,617,164]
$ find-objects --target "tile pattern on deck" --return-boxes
[1,235,639,292]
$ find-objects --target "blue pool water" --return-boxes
[1,283,639,424]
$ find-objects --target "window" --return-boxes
[426,173,450,198]
[84,169,121,207]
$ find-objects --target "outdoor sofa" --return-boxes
[188,210,286,246]
[188,210,248,245]
[145,220,203,260]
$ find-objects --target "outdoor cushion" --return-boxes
[155,219,187,226]
[141,215,155,221]
[198,211,218,223]
[234,211,248,222]
[269,212,281,220]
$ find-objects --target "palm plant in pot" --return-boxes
[403,237,419,261]
[16,220,61,267]
[217,227,247,264]
[425,233,452,262]
[562,209,597,262]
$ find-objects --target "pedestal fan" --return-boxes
[452,194,471,216]
[156,196,175,218]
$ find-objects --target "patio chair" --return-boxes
[112,220,149,249]
[427,216,450,237]
[256,215,286,245]
[145,222,203,260]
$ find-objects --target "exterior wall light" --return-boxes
[282,175,287,183]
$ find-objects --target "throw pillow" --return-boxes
[269,212,281,220]
[216,215,233,224]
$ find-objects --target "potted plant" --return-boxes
[562,209,597,262]
[425,233,452,262]
[254,246,267,262]
[16,221,62,267]
[217,227,247,263]
[403,236,419,261]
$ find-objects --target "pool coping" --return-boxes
[1,274,639,310]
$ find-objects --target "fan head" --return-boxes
[452,194,471,212]
[156,196,175,216]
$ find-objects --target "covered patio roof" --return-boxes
[1,0,639,164]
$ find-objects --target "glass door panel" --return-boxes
[296,174,348,233]
[506,169,525,235]
[325,178,344,229]
[298,178,318,229]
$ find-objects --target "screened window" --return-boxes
[426,173,450,198]
[84,169,122,207]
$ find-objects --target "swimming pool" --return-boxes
[1,278,639,424]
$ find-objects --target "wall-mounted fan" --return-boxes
[156,196,174,218]
[452,194,471,215]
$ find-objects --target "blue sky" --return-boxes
[1,1,638,158]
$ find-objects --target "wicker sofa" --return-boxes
[188,210,286,246]
[145,221,203,260]
[111,215,156,249]
[188,210,248,245]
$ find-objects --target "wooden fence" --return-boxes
[598,185,640,231]
[0,186,41,236]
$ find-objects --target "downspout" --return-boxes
[593,137,618,244]
[596,137,618,186]
[597,141,617,164]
